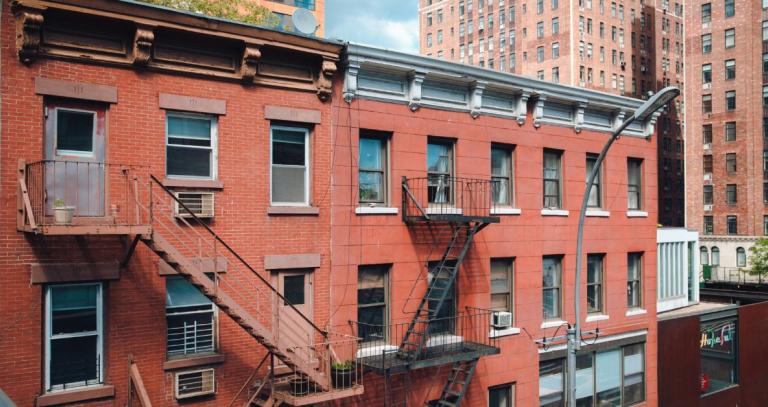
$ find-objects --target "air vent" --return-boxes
[174,192,215,218]
[175,368,215,399]
[492,311,513,328]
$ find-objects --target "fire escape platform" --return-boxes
[403,214,500,224]
[357,341,499,374]
[272,384,365,406]
[20,223,152,235]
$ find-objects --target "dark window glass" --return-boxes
[283,275,305,305]
[427,140,454,204]
[725,91,736,110]
[704,185,713,205]
[703,124,713,144]
[627,253,642,308]
[727,215,738,234]
[56,110,94,154]
[704,216,714,234]
[726,184,737,204]
[586,154,601,208]
[726,153,736,173]
[724,0,735,17]
[587,254,604,314]
[725,122,736,141]
[489,384,515,407]
[725,60,736,79]
[166,277,215,357]
[704,155,713,173]
[357,265,388,342]
[544,150,562,208]
[166,114,214,178]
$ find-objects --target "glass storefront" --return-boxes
[700,317,738,395]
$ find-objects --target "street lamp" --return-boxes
[565,86,680,407]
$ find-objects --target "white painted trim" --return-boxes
[355,206,398,215]
[625,308,648,317]
[626,210,649,218]
[541,209,570,216]
[586,209,610,217]
[585,314,610,322]
[539,329,649,354]
[165,111,218,181]
[541,319,567,329]
[426,207,463,215]
[491,207,522,215]
[490,327,521,338]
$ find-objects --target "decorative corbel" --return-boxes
[469,81,487,119]
[533,94,547,128]
[132,25,155,66]
[343,60,360,103]
[574,101,587,133]
[407,70,426,112]
[12,2,44,65]
[613,110,627,132]
[316,58,337,102]
[239,44,261,82]
[516,91,531,125]
[645,111,661,139]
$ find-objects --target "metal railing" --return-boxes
[702,266,765,285]
[166,318,216,357]
[128,357,152,407]
[402,176,498,220]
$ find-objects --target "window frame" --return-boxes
[587,254,605,314]
[726,184,737,204]
[627,252,643,309]
[490,258,515,318]
[736,247,746,267]
[727,215,738,235]
[542,256,563,321]
[489,382,516,407]
[543,149,563,209]
[724,59,736,80]
[165,276,217,358]
[725,122,736,141]
[725,90,736,111]
[586,153,603,209]
[270,124,311,206]
[702,34,712,53]
[725,153,737,174]
[357,264,390,344]
[53,107,98,158]
[165,111,218,180]
[704,216,714,235]
[627,158,643,211]
[491,145,515,207]
[358,131,390,206]
[427,138,456,205]
[724,28,735,49]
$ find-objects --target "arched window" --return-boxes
[700,246,709,266]
[711,247,720,266]
[737,247,746,268]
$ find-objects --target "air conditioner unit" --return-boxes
[492,311,513,328]
[174,192,215,218]
[703,143,711,150]
[175,368,215,399]
[704,173,712,181]
[704,204,713,211]
[702,83,711,90]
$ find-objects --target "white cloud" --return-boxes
[325,0,419,52]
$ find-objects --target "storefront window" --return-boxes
[700,317,738,395]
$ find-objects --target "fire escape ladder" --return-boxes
[433,359,479,407]
[384,370,411,407]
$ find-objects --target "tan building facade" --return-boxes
[257,0,325,36]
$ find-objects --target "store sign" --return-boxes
[700,319,736,353]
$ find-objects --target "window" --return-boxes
[627,158,643,210]
[764,21,768,41]
[725,122,736,141]
[359,132,388,205]
[726,184,737,204]
[357,265,388,343]
[55,108,96,157]
[702,64,712,83]
[537,46,545,62]
[711,247,720,266]
[537,0,544,13]
[427,139,454,204]
[45,284,103,391]
[700,317,738,394]
[703,124,713,144]
[704,185,713,205]
[552,42,560,58]
[764,216,768,235]
[429,261,456,333]
[542,256,563,320]
[166,112,217,179]
[627,253,642,309]
[491,146,514,206]
[491,258,514,315]
[537,21,544,38]
[552,67,560,83]
[736,247,746,266]
[704,216,714,235]
[726,153,736,173]
[704,155,713,174]
[727,215,738,235]
[587,254,604,314]
[724,28,735,48]
[539,359,565,406]
[701,2,712,22]
[764,86,768,106]
[724,59,735,79]
[702,95,712,113]
[552,0,558,9]
[725,90,736,110]
[166,276,215,357]
[702,34,712,53]
[426,12,433,26]
[543,150,563,209]
[724,0,734,17]
[426,33,433,48]
[622,344,646,404]
[552,17,559,34]
[700,246,710,265]
[586,154,602,208]
[490,383,516,407]
[271,126,310,205]
[437,30,443,44]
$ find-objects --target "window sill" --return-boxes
[163,353,226,370]
[356,344,399,359]
[541,209,570,216]
[426,207,463,215]
[491,207,522,215]
[627,210,648,218]
[585,314,609,322]
[355,206,399,215]
[490,326,521,338]
[267,206,319,216]
[586,209,610,217]
[37,385,115,406]
[626,308,647,317]
[541,319,567,329]
[162,178,223,189]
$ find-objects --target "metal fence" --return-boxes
[402,176,498,220]
[702,266,765,285]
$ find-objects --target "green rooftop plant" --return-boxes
[138,0,280,27]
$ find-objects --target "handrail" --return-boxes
[128,360,152,407]
[228,352,270,407]
[148,174,327,338]
[402,176,429,220]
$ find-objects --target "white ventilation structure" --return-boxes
[174,192,215,218]
[492,311,513,328]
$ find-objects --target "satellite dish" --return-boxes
[292,8,318,35]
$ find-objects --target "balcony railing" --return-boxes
[17,159,151,235]
[351,309,499,372]
[402,176,500,223]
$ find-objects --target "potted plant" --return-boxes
[289,375,310,396]
[331,360,355,389]
[53,198,75,225]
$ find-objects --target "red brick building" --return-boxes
[335,44,660,406]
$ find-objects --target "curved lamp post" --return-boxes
[565,86,681,407]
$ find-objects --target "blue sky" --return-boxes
[325,0,418,52]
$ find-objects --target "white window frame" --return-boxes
[45,283,104,392]
[270,125,311,206]
[358,132,390,206]
[165,111,218,180]
[53,107,97,158]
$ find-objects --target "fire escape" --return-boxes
[17,159,363,406]
[355,175,501,407]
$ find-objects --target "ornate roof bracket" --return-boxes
[240,44,261,83]
[12,2,45,65]
[343,60,361,103]
[533,94,547,128]
[469,81,487,119]
[613,110,628,132]
[132,25,155,66]
[574,101,587,133]
[407,70,426,112]
[516,91,531,125]
[316,58,337,101]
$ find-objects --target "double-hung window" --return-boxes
[166,112,217,179]
[724,59,736,79]
[728,216,738,235]
[702,64,712,83]
[702,34,712,53]
[725,90,736,110]
[587,254,605,314]
[726,153,737,173]
[357,265,388,343]
[724,0,735,17]
[542,256,563,320]
[704,216,714,235]
[359,131,389,205]
[491,258,514,315]
[725,122,736,141]
[726,184,737,204]
[491,146,514,206]
[271,125,310,205]
[490,383,516,407]
[724,28,735,48]
[701,3,711,22]
[45,283,103,392]
[543,150,563,209]
[427,139,454,204]
[627,158,643,210]
[166,276,215,357]
[586,154,602,208]
[737,247,746,266]
[704,185,713,205]
[627,253,642,309]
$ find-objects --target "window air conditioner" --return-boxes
[704,173,712,181]
[492,311,513,328]
[703,143,711,150]
[175,368,215,399]
[702,83,711,90]
[174,192,215,218]
[704,204,713,211]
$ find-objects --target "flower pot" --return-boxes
[331,367,354,389]
[289,377,310,396]
[53,206,75,225]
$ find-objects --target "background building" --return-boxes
[418,0,686,226]
[256,0,325,36]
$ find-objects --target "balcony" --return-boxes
[401,176,501,224]
[17,159,151,235]
[351,309,500,373]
